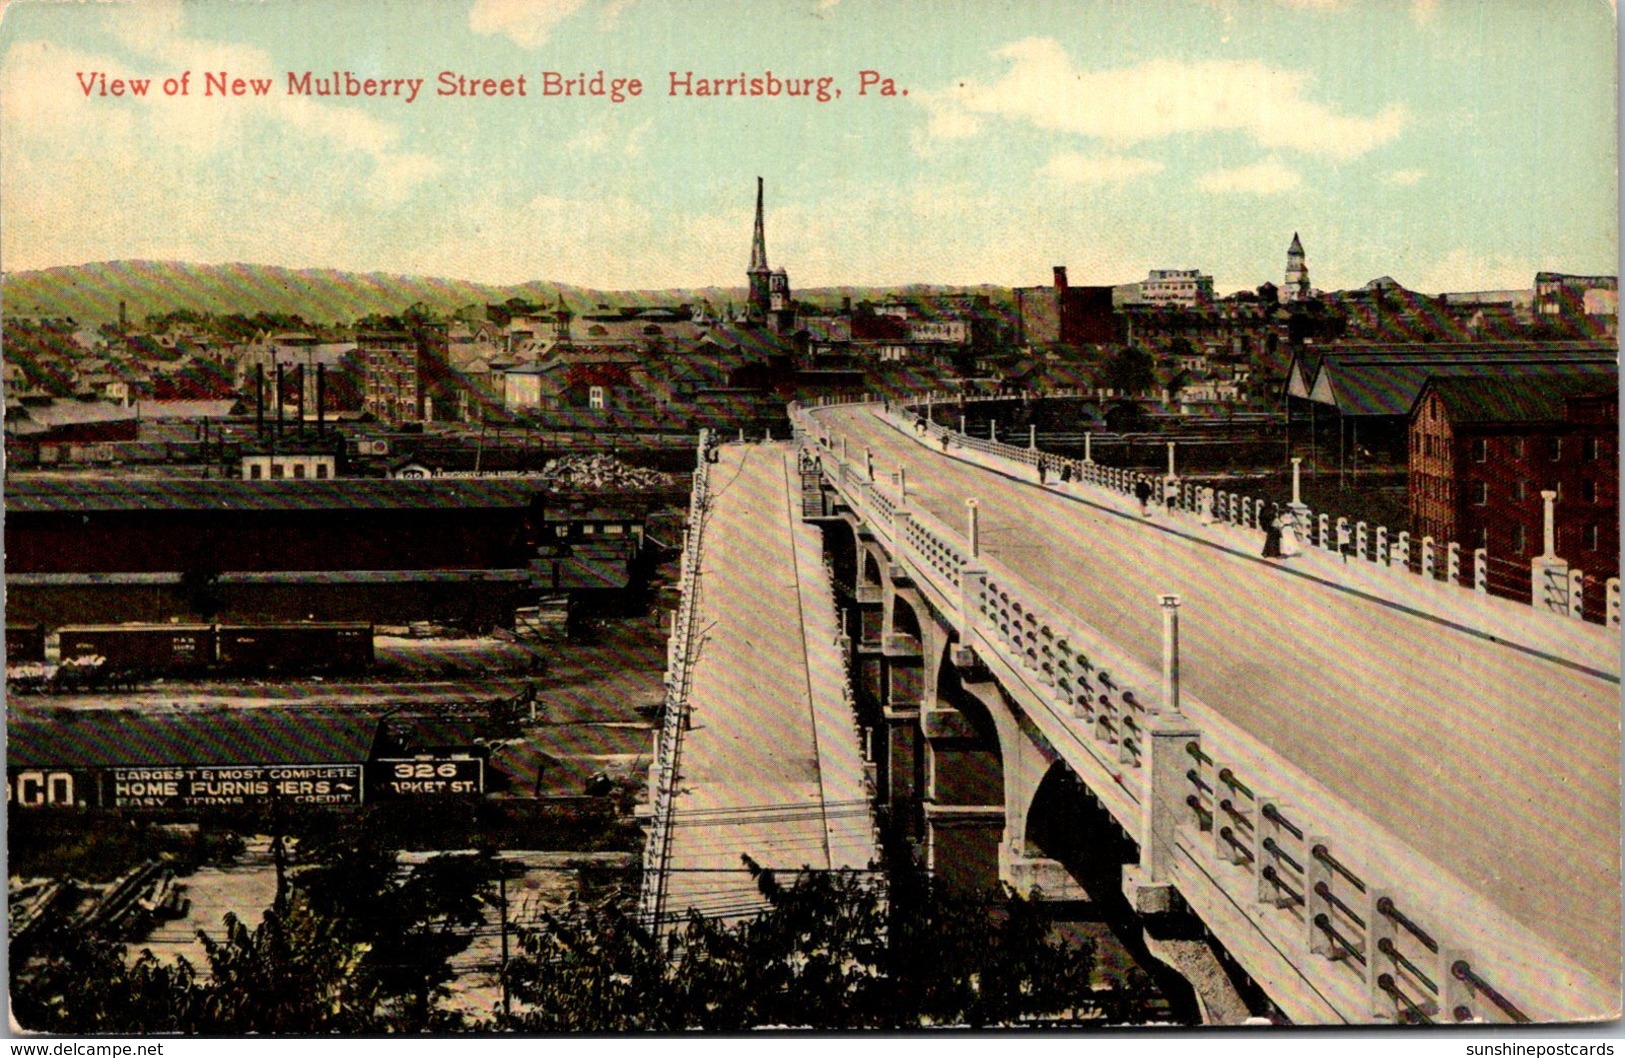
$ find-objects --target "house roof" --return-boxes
[5,399,139,436]
[132,399,240,420]
[7,710,381,769]
[1305,343,1617,417]
[1420,372,1619,425]
[5,477,550,515]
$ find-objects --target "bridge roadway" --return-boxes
[811,403,1621,997]
[658,443,875,927]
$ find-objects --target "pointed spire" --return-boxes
[1289,232,1304,254]
[749,175,769,274]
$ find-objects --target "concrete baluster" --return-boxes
[1336,517,1351,554]
[1608,578,1621,629]
[1567,568,1585,620]
[1305,833,1340,959]
[1211,761,1247,864]
[1376,526,1389,566]
[1422,536,1436,579]
[1449,542,1463,585]
[1319,513,1331,550]
[1395,531,1410,569]
[1253,794,1294,908]
[1356,522,1369,561]
[1241,496,1253,527]
[1531,490,1570,614]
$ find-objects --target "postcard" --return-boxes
[2,0,1618,1040]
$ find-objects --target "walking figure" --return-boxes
[1037,460,1047,485]
[1060,462,1072,484]
[1279,510,1303,558]
[940,433,950,452]
[1134,477,1153,517]
[1262,507,1285,558]
[866,450,875,481]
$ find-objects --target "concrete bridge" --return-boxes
[773,398,1618,1026]
[783,399,1612,1027]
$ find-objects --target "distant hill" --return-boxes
[0,261,1017,326]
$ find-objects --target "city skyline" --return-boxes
[0,0,1616,294]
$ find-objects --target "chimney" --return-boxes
[842,296,852,314]
[1053,266,1068,291]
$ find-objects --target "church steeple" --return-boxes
[747,176,772,319]
[750,176,769,273]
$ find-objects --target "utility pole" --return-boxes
[499,869,511,1021]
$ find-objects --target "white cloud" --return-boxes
[1410,0,1440,24]
[566,116,653,157]
[1041,153,1164,186]
[0,26,442,270]
[468,0,589,48]
[1196,157,1302,194]
[922,38,1407,159]
[1384,168,1427,186]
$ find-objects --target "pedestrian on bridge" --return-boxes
[1262,508,1285,558]
[1135,477,1153,516]
[1037,459,1048,485]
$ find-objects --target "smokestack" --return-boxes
[1053,266,1068,291]
[255,363,265,436]
[842,296,852,314]
[275,362,284,439]
[316,364,326,438]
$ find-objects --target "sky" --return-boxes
[0,0,1617,294]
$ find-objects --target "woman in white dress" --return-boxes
[1278,511,1302,557]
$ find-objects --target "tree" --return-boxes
[503,858,1100,1030]
[10,929,197,1034]
[189,892,381,1034]
[1100,346,1156,395]
[295,832,500,1031]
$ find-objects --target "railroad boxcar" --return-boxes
[56,625,218,672]
[6,624,47,664]
[214,623,374,673]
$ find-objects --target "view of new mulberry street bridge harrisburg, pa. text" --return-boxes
[0,0,1619,1043]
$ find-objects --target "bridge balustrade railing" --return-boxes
[637,429,716,934]
[889,398,1617,629]
[796,398,1571,1023]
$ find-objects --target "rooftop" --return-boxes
[7,709,382,769]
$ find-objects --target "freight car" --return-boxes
[57,624,217,673]
[6,624,47,664]
[52,622,374,678]
[215,623,374,673]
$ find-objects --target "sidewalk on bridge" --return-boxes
[659,442,875,928]
[870,407,1618,675]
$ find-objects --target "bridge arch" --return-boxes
[921,634,1007,892]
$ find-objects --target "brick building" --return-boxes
[357,330,421,424]
[1408,371,1619,600]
